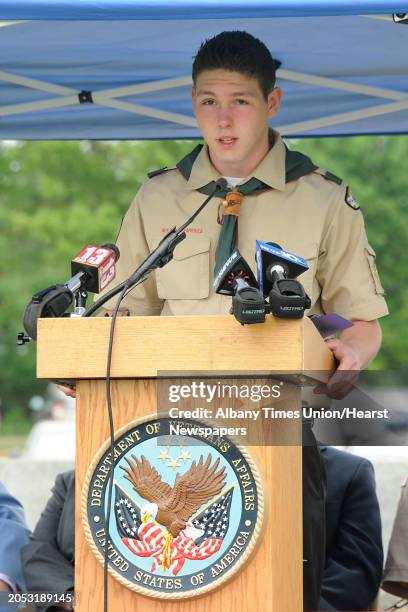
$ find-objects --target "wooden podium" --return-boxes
[37,315,333,612]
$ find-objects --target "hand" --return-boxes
[103,308,129,317]
[57,384,77,399]
[55,308,129,400]
[0,579,11,592]
[314,339,361,399]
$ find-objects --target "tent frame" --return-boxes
[1,66,408,135]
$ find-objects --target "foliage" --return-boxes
[289,136,408,372]
[0,140,193,426]
[0,136,406,431]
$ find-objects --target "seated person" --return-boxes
[319,446,383,611]
[382,476,408,600]
[22,471,74,612]
[23,449,383,612]
[0,481,30,593]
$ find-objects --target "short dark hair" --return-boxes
[192,31,278,99]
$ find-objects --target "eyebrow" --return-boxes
[196,90,256,97]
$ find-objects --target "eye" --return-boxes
[201,98,216,106]
[236,98,249,105]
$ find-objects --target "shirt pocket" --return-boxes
[364,245,385,295]
[155,235,211,300]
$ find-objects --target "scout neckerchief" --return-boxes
[177,143,318,276]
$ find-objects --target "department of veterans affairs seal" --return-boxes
[82,416,264,599]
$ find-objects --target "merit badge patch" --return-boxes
[82,416,264,599]
[345,186,360,210]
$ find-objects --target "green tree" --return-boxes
[0,136,406,432]
[0,140,194,428]
[289,136,408,372]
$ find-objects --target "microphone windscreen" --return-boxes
[215,177,228,192]
[101,243,120,262]
[71,244,118,293]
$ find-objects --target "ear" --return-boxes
[191,85,197,113]
[267,87,283,119]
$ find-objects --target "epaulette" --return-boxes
[314,167,343,185]
[315,168,360,210]
[147,166,176,179]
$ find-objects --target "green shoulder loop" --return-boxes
[314,167,361,210]
[147,166,176,179]
[313,167,343,185]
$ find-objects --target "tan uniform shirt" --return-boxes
[103,132,388,321]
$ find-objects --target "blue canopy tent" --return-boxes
[0,1,408,139]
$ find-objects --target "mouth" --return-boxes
[217,137,238,149]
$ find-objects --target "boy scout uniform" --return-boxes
[101,130,388,611]
[103,131,388,323]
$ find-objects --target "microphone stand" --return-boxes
[84,178,227,317]
[91,176,226,612]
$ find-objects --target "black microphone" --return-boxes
[177,178,228,233]
[256,240,311,318]
[22,243,121,340]
[125,179,228,286]
[85,179,228,317]
[214,250,266,324]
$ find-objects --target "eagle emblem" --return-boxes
[121,454,226,537]
[119,453,227,572]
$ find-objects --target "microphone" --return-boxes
[214,250,266,324]
[69,243,120,294]
[85,178,228,317]
[256,240,311,318]
[22,243,120,340]
[176,178,227,233]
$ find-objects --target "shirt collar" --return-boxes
[187,145,220,190]
[187,129,286,192]
[252,130,286,191]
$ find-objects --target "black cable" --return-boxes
[85,179,226,319]
[103,283,127,612]
[96,181,227,608]
[101,275,147,612]
[84,277,130,317]
[120,277,147,304]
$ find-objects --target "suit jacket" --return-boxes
[20,454,383,611]
[22,471,74,610]
[0,482,30,592]
[382,476,408,598]
[319,446,383,611]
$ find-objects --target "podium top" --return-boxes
[37,315,333,380]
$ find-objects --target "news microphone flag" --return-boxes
[71,244,119,293]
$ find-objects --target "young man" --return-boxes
[102,31,386,377]
[64,31,388,610]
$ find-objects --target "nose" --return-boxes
[217,107,233,129]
